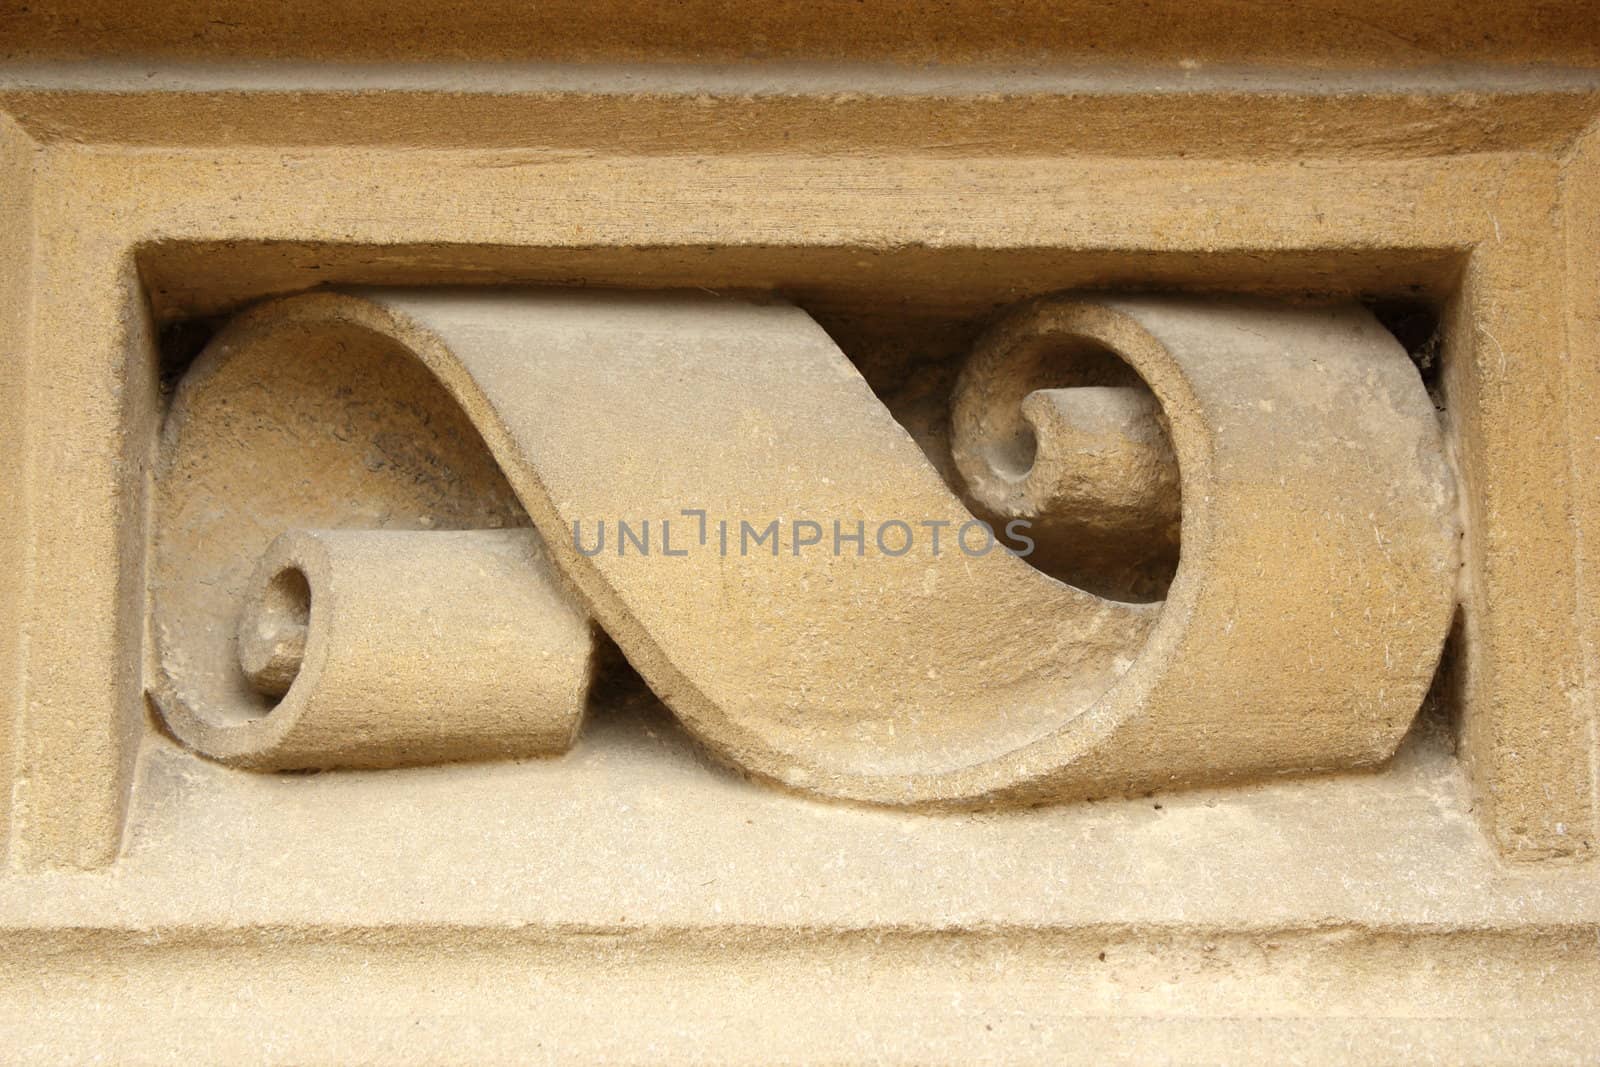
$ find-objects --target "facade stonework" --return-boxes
[3,3,1600,1061]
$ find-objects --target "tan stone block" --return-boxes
[2,9,1600,1056]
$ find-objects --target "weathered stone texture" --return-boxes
[3,3,1600,1061]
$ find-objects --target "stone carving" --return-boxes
[150,290,1459,805]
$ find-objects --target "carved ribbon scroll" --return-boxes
[149,290,1458,806]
